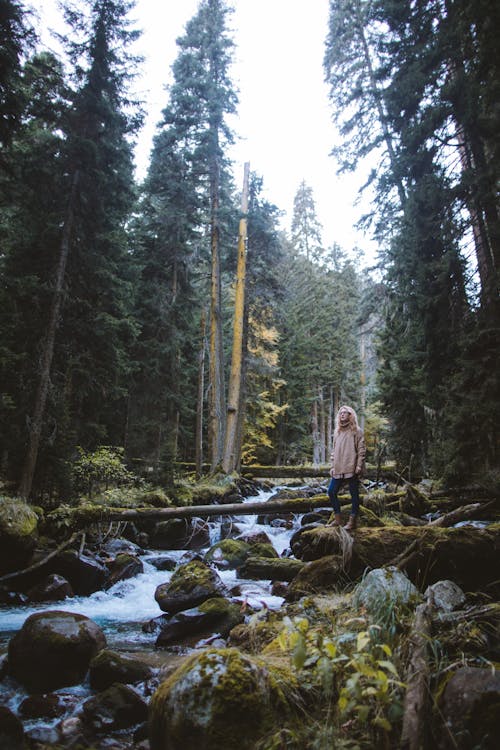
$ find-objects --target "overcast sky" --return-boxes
[30,0,375,258]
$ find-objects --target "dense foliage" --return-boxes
[0,0,497,500]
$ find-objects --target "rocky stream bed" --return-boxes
[0,478,499,750]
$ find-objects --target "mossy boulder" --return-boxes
[155,597,244,648]
[89,649,153,690]
[204,539,252,569]
[8,610,106,692]
[0,498,38,575]
[149,647,299,750]
[155,559,228,614]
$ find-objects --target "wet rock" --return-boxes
[0,498,38,575]
[81,682,148,733]
[0,586,28,605]
[154,559,228,614]
[19,693,66,719]
[204,538,252,569]
[102,538,144,557]
[0,705,27,750]
[146,555,178,571]
[105,553,143,589]
[425,579,466,612]
[89,649,153,690]
[352,567,421,618]
[53,549,109,595]
[8,609,106,692]
[440,666,500,749]
[236,530,273,546]
[238,556,304,582]
[155,597,244,648]
[152,517,210,550]
[149,647,299,750]
[26,573,73,602]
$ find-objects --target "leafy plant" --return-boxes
[278,616,405,747]
[71,446,135,497]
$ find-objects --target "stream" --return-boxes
[0,485,309,742]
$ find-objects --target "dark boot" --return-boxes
[328,513,342,527]
[344,515,357,531]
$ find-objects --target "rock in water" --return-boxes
[8,610,106,692]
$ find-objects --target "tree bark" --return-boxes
[195,309,207,478]
[208,143,225,469]
[222,162,250,473]
[400,600,432,750]
[18,170,80,499]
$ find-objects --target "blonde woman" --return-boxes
[328,405,366,530]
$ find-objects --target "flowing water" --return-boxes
[0,485,309,738]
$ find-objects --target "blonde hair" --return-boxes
[334,405,359,436]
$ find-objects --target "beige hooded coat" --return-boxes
[330,406,366,479]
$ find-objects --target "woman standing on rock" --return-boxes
[328,405,366,530]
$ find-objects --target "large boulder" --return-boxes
[8,610,106,692]
[154,559,228,614]
[352,567,421,619]
[149,647,299,750]
[238,556,305,582]
[52,549,109,595]
[0,498,38,575]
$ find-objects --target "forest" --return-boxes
[0,2,499,750]
[0,0,499,501]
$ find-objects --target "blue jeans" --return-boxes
[328,476,360,516]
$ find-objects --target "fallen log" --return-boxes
[428,501,495,527]
[47,497,334,529]
[400,597,433,750]
[290,524,500,592]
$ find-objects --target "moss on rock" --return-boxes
[149,647,300,750]
[0,497,39,574]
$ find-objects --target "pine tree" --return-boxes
[16,0,142,497]
[0,0,34,147]
[151,0,238,470]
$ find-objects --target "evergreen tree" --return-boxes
[291,180,323,262]
[12,0,142,497]
[147,0,238,470]
[0,0,34,147]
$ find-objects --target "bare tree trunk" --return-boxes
[223,163,250,473]
[318,386,326,464]
[311,392,321,466]
[327,386,334,455]
[195,310,207,479]
[359,328,367,431]
[208,151,225,470]
[18,171,80,499]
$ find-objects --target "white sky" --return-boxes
[29,0,375,258]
